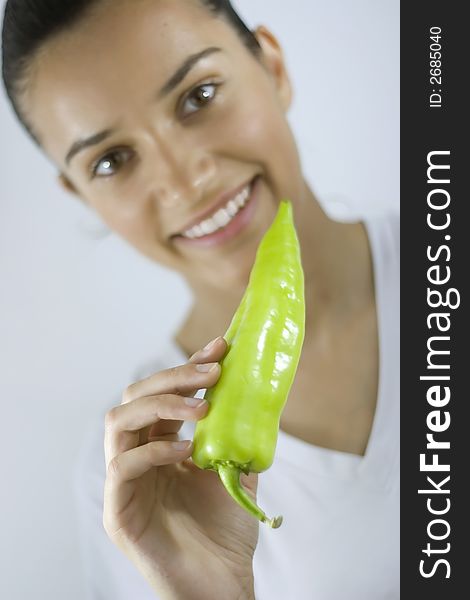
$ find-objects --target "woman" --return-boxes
[1,0,399,598]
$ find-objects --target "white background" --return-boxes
[0,1,399,598]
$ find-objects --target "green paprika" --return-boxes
[192,200,305,528]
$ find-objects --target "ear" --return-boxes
[253,26,292,112]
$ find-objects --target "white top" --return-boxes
[74,211,400,600]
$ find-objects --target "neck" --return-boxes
[295,182,374,329]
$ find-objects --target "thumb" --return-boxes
[240,471,258,495]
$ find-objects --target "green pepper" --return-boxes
[192,200,305,528]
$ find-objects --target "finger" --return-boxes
[188,335,227,364]
[240,472,259,495]
[142,337,227,440]
[122,359,222,404]
[104,394,208,466]
[147,418,183,440]
[104,438,193,523]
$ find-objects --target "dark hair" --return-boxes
[1,0,261,145]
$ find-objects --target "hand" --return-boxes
[103,337,258,600]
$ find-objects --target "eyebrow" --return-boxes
[64,46,222,166]
[65,129,114,166]
[158,46,222,98]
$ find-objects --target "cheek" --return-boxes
[90,200,185,269]
[84,196,152,246]
[101,208,183,267]
[212,86,302,189]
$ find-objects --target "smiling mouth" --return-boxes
[171,175,259,246]
[180,184,251,239]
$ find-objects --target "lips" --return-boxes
[172,175,261,249]
[171,176,258,239]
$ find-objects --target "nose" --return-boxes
[148,133,217,208]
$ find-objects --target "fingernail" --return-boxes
[172,440,192,451]
[189,337,221,361]
[203,336,221,350]
[196,362,219,373]
[184,397,207,408]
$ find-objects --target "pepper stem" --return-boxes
[215,462,283,529]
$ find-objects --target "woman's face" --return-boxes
[26,0,305,290]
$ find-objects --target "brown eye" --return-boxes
[91,148,134,178]
[181,83,218,117]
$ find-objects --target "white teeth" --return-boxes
[192,224,204,237]
[235,186,249,207]
[213,208,232,228]
[200,220,215,235]
[226,200,238,217]
[182,184,251,239]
